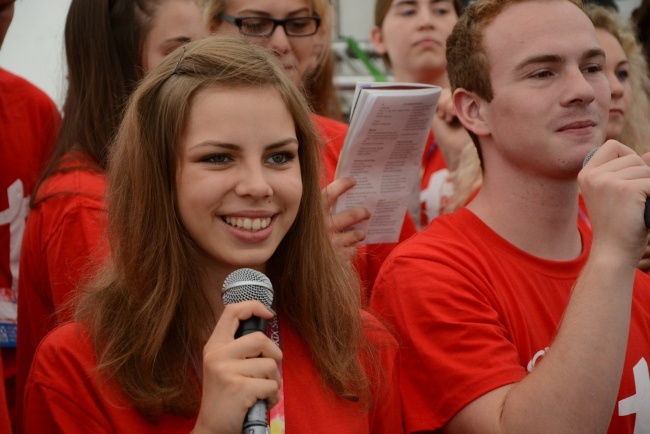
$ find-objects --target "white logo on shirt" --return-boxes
[527,347,549,372]
[0,179,30,290]
[619,358,650,433]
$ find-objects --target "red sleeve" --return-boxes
[363,313,404,434]
[23,325,113,434]
[44,200,107,321]
[370,252,526,432]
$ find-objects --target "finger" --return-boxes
[244,377,282,408]
[221,357,282,384]
[589,153,648,173]
[583,141,637,168]
[322,177,356,210]
[208,301,275,348]
[327,207,370,232]
[210,331,283,362]
[605,165,650,181]
[638,258,650,272]
[331,228,366,248]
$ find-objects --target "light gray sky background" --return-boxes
[0,0,643,108]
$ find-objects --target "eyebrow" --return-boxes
[514,48,606,73]
[163,36,192,45]
[236,7,312,18]
[190,138,299,151]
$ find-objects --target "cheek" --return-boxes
[622,84,632,111]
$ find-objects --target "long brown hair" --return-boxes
[31,0,169,206]
[76,36,374,421]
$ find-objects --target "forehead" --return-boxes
[483,1,599,74]
[225,0,313,12]
[595,28,627,62]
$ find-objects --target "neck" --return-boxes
[467,160,582,261]
[393,68,449,87]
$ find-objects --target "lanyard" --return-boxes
[268,316,285,434]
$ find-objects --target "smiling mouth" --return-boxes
[223,216,272,232]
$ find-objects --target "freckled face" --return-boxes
[176,86,302,278]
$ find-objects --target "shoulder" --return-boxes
[30,323,96,378]
[36,154,106,203]
[383,208,484,266]
[0,68,58,114]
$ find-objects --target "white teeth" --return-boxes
[223,216,272,232]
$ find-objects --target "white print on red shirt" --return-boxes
[527,347,549,373]
[0,179,29,295]
[619,358,650,433]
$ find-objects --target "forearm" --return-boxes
[499,248,634,433]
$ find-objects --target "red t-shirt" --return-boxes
[24,316,402,433]
[0,67,59,432]
[16,153,108,431]
[370,207,650,433]
[312,114,417,301]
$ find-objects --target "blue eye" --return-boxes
[615,69,629,82]
[267,151,296,165]
[202,154,231,164]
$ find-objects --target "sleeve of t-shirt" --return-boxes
[370,252,527,432]
[44,200,107,322]
[23,326,111,434]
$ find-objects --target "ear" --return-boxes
[453,88,491,138]
[370,26,388,55]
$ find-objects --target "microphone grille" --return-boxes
[222,268,274,309]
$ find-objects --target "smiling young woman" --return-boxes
[22,37,402,434]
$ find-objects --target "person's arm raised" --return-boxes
[193,301,281,434]
[444,140,650,434]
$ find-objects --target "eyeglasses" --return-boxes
[218,14,321,38]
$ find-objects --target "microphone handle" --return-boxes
[237,317,269,434]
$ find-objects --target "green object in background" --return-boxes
[346,37,387,82]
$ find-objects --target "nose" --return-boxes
[267,24,291,56]
[561,67,597,108]
[418,8,436,30]
[606,70,624,101]
[234,163,273,199]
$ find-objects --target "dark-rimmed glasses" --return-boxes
[218,14,321,38]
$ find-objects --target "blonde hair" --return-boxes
[76,36,373,420]
[585,5,650,155]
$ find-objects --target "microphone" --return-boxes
[222,268,274,434]
[583,147,650,228]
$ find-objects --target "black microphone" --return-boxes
[222,268,274,434]
[583,147,650,228]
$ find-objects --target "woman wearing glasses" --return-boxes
[205,0,419,298]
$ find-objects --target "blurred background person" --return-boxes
[371,0,477,228]
[15,0,204,430]
[0,0,60,431]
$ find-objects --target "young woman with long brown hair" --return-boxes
[23,37,401,433]
[16,0,204,428]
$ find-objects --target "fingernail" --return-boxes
[268,307,277,316]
